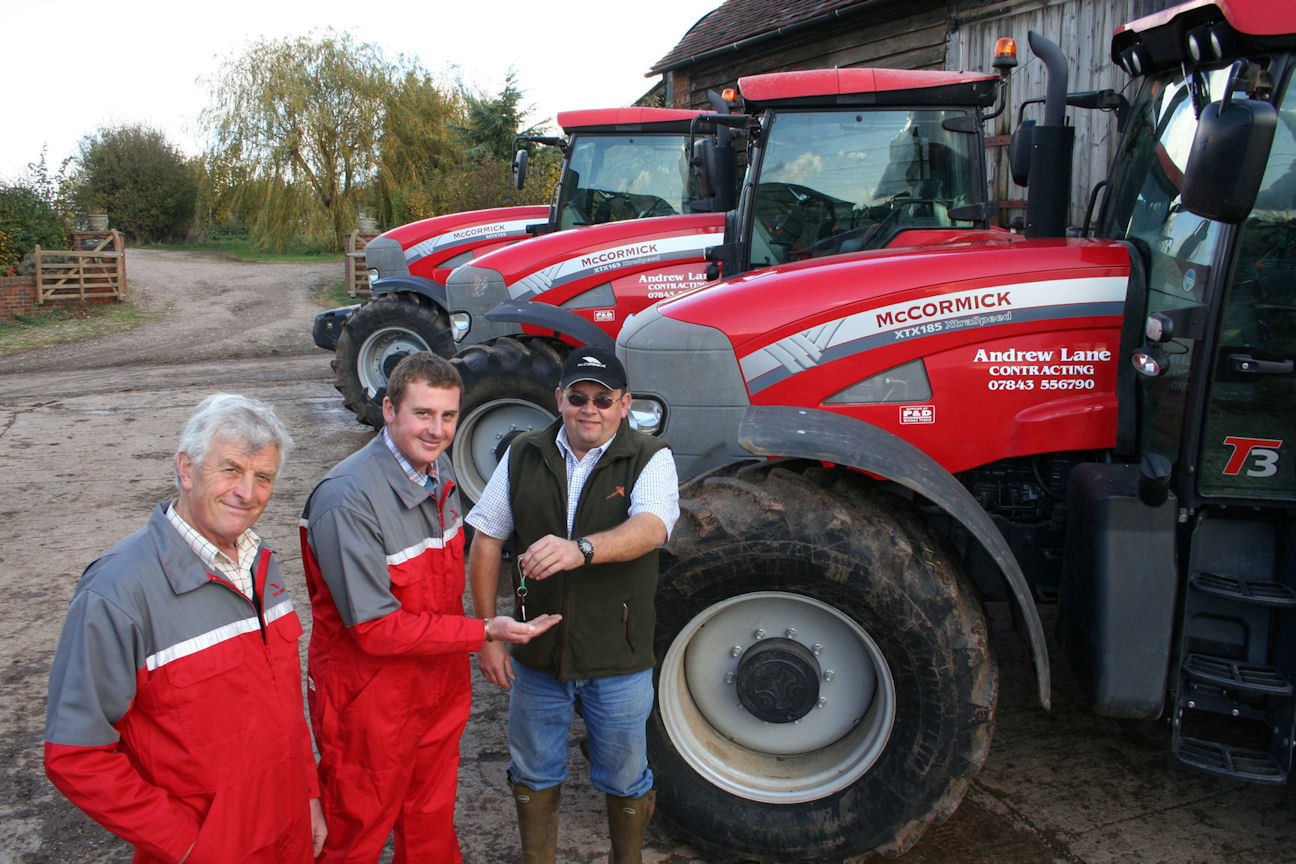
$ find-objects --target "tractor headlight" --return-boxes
[629,398,665,435]
[449,312,471,342]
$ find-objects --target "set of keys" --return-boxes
[515,558,528,622]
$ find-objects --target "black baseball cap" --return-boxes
[560,346,627,391]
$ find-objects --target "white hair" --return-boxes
[174,393,293,488]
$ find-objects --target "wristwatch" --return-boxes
[575,537,594,566]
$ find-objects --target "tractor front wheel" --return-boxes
[332,294,453,427]
[650,460,997,862]
[450,336,569,505]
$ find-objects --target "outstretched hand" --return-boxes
[486,613,561,644]
[477,614,562,690]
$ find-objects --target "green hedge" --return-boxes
[0,184,69,271]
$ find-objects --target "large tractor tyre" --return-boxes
[650,460,997,862]
[332,294,453,427]
[450,336,570,505]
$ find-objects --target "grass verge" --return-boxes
[314,280,356,309]
[0,302,154,358]
[148,237,337,263]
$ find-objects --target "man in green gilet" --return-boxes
[466,345,679,864]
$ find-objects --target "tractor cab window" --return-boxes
[1098,68,1234,463]
[747,109,980,267]
[558,134,694,230]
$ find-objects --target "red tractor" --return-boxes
[616,1,1296,860]
[444,66,1013,501]
[314,104,736,427]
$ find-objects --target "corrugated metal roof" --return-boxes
[650,0,876,73]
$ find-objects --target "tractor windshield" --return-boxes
[746,108,982,267]
[557,133,695,229]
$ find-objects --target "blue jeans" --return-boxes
[507,663,654,798]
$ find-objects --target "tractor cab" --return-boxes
[1081,2,1296,780]
[517,106,729,236]
[1106,50,1296,506]
[704,67,1005,278]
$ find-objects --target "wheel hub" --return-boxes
[451,397,557,505]
[381,350,410,379]
[660,591,894,802]
[736,638,821,723]
[493,428,525,464]
[357,327,431,395]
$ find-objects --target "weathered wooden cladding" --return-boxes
[673,2,950,108]
[654,0,1182,230]
[947,0,1178,226]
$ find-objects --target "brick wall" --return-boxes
[0,275,37,321]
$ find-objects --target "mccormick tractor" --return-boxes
[445,65,1015,501]
[441,165,732,501]
[615,1,1296,861]
[314,104,736,427]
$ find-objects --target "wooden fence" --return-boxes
[35,230,126,304]
[345,231,379,299]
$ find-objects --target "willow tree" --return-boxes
[373,72,465,227]
[374,72,550,223]
[202,31,397,250]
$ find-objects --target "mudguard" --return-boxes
[370,275,449,309]
[484,299,615,350]
[738,404,1052,709]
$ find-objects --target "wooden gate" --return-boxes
[35,230,126,304]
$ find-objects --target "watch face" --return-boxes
[578,538,593,563]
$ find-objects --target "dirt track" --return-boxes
[0,249,1293,863]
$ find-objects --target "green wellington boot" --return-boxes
[606,788,656,864]
[512,782,561,864]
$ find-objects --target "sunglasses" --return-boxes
[563,391,619,409]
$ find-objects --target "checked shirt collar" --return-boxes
[165,502,260,600]
[382,426,440,495]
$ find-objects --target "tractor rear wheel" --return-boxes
[332,294,453,427]
[450,336,569,505]
[650,460,997,862]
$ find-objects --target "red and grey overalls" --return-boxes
[301,436,485,864]
[44,503,319,864]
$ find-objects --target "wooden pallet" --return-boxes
[345,230,380,298]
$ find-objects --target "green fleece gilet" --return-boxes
[507,418,669,680]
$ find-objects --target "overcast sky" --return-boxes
[4,0,719,182]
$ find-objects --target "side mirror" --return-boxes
[691,137,714,201]
[1181,64,1276,223]
[512,149,529,190]
[687,136,737,213]
[1009,119,1035,187]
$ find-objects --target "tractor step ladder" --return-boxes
[1171,567,1296,784]
[1191,572,1296,608]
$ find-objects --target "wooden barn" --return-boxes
[646,0,1181,227]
